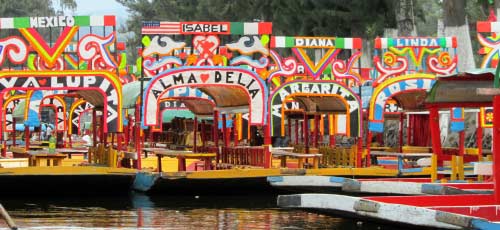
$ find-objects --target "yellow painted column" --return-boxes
[431,154,438,182]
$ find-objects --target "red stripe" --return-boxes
[374,37,381,49]
[104,16,116,26]
[258,22,272,34]
[477,21,491,32]
[452,37,457,48]
[270,36,276,48]
[352,38,362,49]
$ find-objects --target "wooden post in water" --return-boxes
[0,204,17,230]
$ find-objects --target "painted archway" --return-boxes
[0,71,122,132]
[143,67,268,126]
[4,94,27,132]
[68,98,95,135]
[40,95,67,132]
[368,74,436,133]
[270,80,362,137]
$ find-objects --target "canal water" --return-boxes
[0,193,400,229]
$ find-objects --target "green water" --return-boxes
[0,193,400,229]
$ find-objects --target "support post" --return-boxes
[493,95,500,203]
[92,110,97,147]
[12,118,16,147]
[134,103,142,169]
[314,114,319,148]
[399,112,404,153]
[213,110,219,163]
[201,120,206,148]
[294,119,299,145]
[303,113,309,154]
[222,114,228,148]
[477,112,484,181]
[458,130,465,180]
[366,131,372,167]
[193,117,198,152]
[429,107,443,182]
[407,113,412,146]
[24,126,30,151]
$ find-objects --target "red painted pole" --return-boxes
[213,110,219,163]
[233,115,238,146]
[92,110,97,147]
[294,119,299,145]
[222,114,228,148]
[24,126,30,151]
[201,120,206,148]
[429,107,443,166]
[124,116,130,147]
[12,118,16,147]
[287,117,292,141]
[135,103,142,169]
[407,114,412,146]
[329,115,335,147]
[357,136,363,168]
[264,124,271,168]
[366,131,372,167]
[477,112,483,161]
[399,113,404,153]
[193,117,198,152]
[304,113,309,154]
[493,95,500,204]
[459,131,465,157]
[314,114,319,148]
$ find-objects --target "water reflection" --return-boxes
[0,193,398,229]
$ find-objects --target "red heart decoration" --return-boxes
[200,73,210,83]
[38,79,47,86]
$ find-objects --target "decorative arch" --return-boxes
[368,74,436,132]
[68,98,95,135]
[143,67,268,126]
[3,94,27,132]
[269,80,362,137]
[0,71,122,132]
[40,95,67,132]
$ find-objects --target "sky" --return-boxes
[64,0,131,41]
[65,0,130,26]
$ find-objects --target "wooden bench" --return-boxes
[272,150,322,169]
[26,151,66,166]
[10,147,29,158]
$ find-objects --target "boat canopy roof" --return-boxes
[425,69,496,108]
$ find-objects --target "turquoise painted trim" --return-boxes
[471,219,500,230]
[267,176,284,183]
[329,176,346,183]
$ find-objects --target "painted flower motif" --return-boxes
[486,112,494,123]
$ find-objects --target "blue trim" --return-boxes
[471,219,500,230]
[132,172,159,192]
[329,176,346,183]
[400,167,424,173]
[267,176,284,183]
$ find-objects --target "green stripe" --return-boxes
[335,38,345,48]
[14,17,29,28]
[285,37,295,47]
[388,38,394,48]
[230,22,243,35]
[438,38,446,48]
[74,16,90,26]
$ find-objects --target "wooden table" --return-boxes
[56,148,89,159]
[143,148,216,172]
[26,150,67,166]
[271,149,323,169]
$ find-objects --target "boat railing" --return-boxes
[219,146,265,168]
